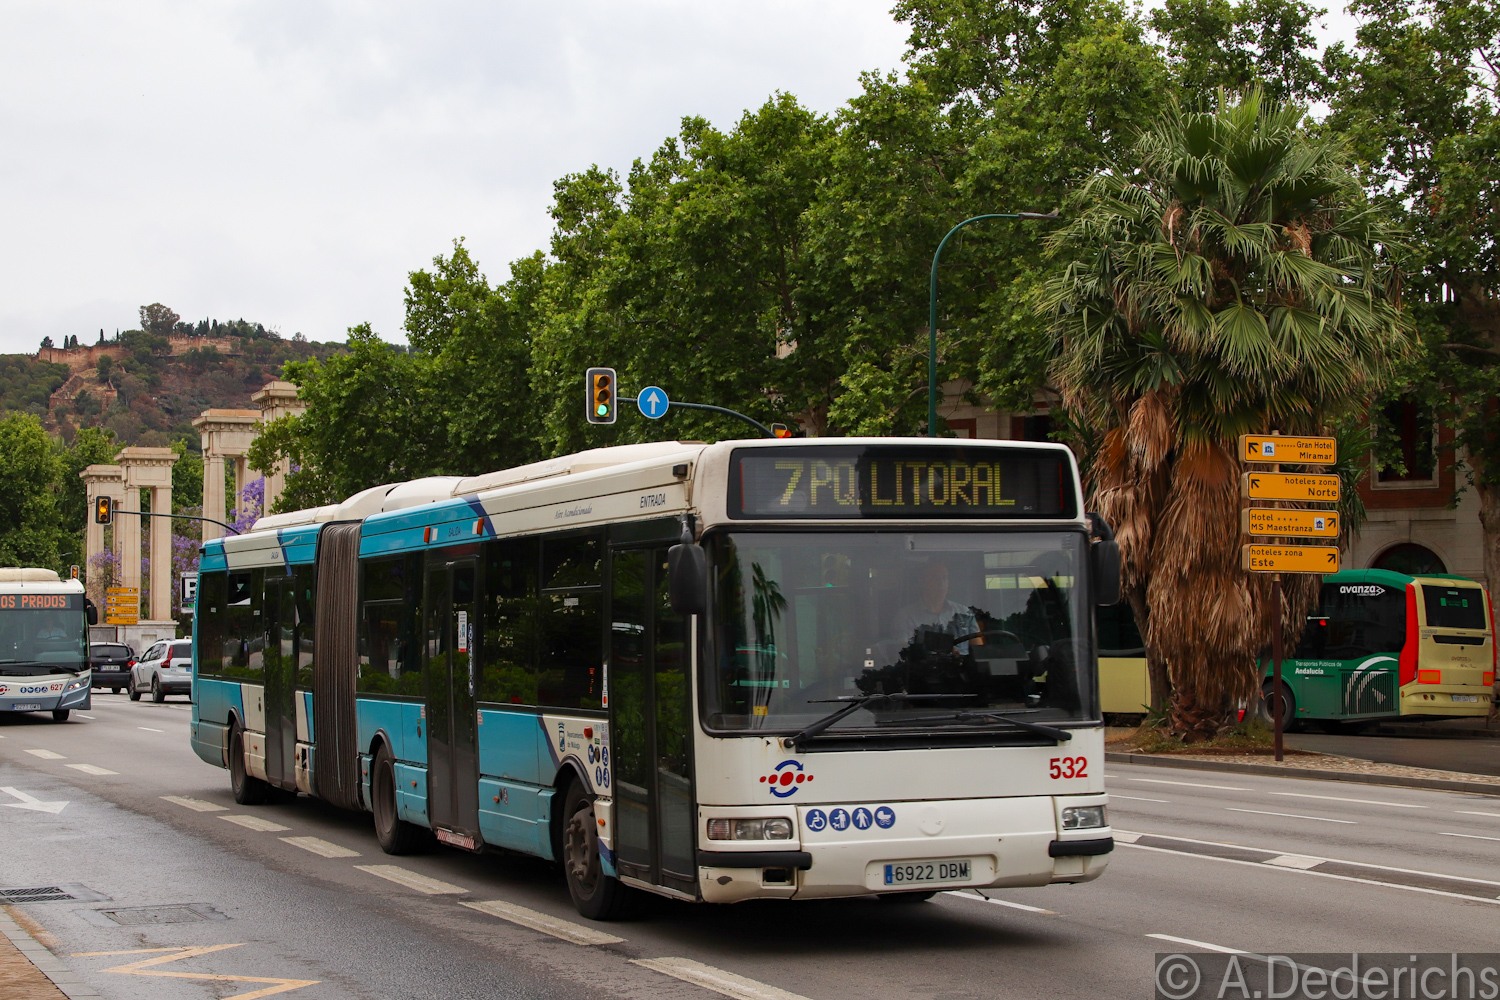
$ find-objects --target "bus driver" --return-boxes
[896,560,979,654]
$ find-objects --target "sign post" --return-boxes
[1239,433,1339,761]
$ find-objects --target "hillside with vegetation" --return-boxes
[4,304,345,448]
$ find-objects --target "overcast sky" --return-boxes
[1,2,912,355]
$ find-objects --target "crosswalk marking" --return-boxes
[354,865,465,894]
[461,900,623,945]
[161,795,227,812]
[282,836,360,858]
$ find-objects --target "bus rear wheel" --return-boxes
[1262,683,1298,733]
[561,780,625,920]
[230,725,275,805]
[372,745,424,855]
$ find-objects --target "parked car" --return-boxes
[129,638,192,703]
[88,641,135,694]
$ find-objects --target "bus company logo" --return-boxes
[1339,585,1385,596]
[0,685,7,695]
[761,759,815,798]
[556,721,566,752]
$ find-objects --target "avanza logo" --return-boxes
[761,759,815,798]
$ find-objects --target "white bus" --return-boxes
[0,568,94,722]
[191,438,1118,918]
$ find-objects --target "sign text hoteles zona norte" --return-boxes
[1241,509,1339,538]
[1238,434,1337,465]
[1242,544,1341,574]
[1240,472,1340,502]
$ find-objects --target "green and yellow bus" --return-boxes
[1100,569,1495,730]
[1264,569,1494,731]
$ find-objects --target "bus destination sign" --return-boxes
[730,446,1076,519]
[1241,472,1340,502]
[1241,509,1339,538]
[1242,544,1341,574]
[1239,435,1337,465]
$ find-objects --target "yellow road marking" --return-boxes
[72,944,319,999]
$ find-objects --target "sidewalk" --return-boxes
[0,907,99,1000]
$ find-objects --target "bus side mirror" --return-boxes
[1092,540,1121,607]
[1087,513,1121,607]
[668,541,706,616]
[85,599,98,626]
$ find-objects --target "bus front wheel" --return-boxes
[561,780,625,920]
[52,709,70,722]
[1263,683,1299,733]
[372,745,424,855]
[230,725,275,805]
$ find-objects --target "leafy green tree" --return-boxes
[0,414,69,568]
[139,303,180,337]
[1149,0,1326,103]
[1042,90,1411,740]
[1324,0,1500,595]
[250,325,440,511]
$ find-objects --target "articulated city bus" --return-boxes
[1263,569,1495,731]
[0,568,94,722]
[191,438,1120,918]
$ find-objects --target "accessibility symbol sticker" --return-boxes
[874,806,896,829]
[829,808,851,832]
[806,809,828,832]
[852,807,873,830]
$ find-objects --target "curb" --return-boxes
[1105,751,1500,796]
[0,907,101,1000]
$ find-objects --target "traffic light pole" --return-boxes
[108,508,241,536]
[621,397,777,438]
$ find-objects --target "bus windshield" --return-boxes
[0,599,89,674]
[1421,583,1488,631]
[706,529,1093,736]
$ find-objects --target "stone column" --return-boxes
[193,409,261,542]
[80,465,125,603]
[118,447,179,626]
[252,380,306,514]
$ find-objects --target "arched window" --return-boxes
[1371,543,1446,576]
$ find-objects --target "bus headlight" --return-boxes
[1061,805,1107,831]
[707,818,794,841]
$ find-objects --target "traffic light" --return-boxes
[586,367,616,425]
[772,423,793,438]
[93,496,113,525]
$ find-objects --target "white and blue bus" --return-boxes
[0,568,94,722]
[191,438,1119,918]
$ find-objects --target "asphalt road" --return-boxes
[1288,720,1500,776]
[3,697,1498,1000]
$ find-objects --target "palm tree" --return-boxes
[1041,89,1412,741]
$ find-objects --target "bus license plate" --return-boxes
[10,703,43,711]
[883,859,972,886]
[1452,695,1478,703]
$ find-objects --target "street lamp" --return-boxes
[927,212,1057,436]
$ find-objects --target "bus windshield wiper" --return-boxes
[786,692,973,749]
[905,710,1073,742]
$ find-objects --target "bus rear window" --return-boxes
[1422,585,1488,630]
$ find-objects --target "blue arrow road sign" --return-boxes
[637,386,670,420]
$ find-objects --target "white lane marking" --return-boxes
[220,814,290,832]
[461,900,624,945]
[1127,778,1250,791]
[1458,810,1500,818]
[1147,933,1248,955]
[1266,855,1323,870]
[1109,794,1169,803]
[1438,832,1500,843]
[355,864,465,894]
[943,891,1054,914]
[283,836,361,858]
[137,727,165,734]
[632,957,813,1000]
[76,713,95,720]
[66,764,118,776]
[161,795,227,813]
[1113,830,1142,844]
[1225,807,1355,825]
[1120,843,1500,904]
[1270,791,1426,809]
[24,748,65,760]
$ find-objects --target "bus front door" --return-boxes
[425,558,483,851]
[610,548,696,897]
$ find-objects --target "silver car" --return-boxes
[130,638,192,703]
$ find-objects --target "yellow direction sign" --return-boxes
[1240,434,1337,465]
[1242,544,1341,574]
[1242,509,1339,538]
[1241,472,1340,502]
